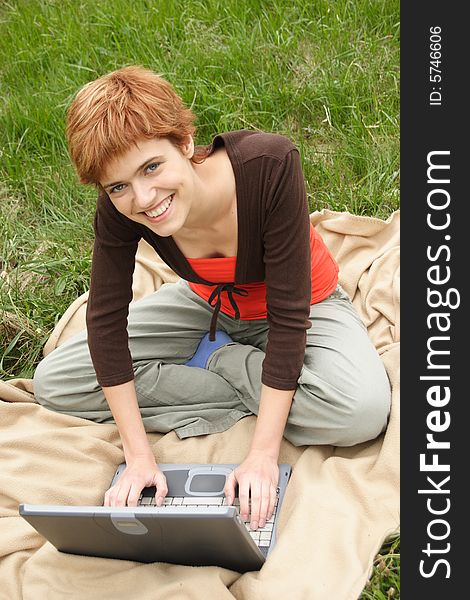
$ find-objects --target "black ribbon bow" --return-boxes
[207,283,249,340]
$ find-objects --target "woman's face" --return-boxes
[100,137,195,237]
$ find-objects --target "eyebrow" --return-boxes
[103,156,164,189]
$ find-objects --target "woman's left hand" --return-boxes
[224,450,279,530]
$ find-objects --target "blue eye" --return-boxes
[110,184,125,194]
[146,162,160,173]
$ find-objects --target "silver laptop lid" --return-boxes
[19,463,292,572]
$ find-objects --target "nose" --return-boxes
[132,180,156,210]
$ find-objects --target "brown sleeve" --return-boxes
[261,149,312,390]
[86,193,140,387]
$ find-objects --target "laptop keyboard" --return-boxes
[137,493,279,551]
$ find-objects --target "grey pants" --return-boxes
[33,279,391,447]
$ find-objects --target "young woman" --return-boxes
[33,66,391,531]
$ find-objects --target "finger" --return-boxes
[250,482,261,530]
[238,479,250,522]
[104,485,120,507]
[127,482,143,507]
[224,471,236,504]
[154,473,168,507]
[258,483,271,528]
[114,484,132,507]
[155,488,168,506]
[103,486,113,507]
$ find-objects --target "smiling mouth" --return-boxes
[144,194,174,218]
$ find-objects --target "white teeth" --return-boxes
[145,194,173,218]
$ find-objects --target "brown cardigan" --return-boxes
[86,130,313,390]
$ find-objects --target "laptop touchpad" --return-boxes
[187,473,225,494]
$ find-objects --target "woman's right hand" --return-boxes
[103,453,168,507]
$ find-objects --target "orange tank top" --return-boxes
[187,223,338,320]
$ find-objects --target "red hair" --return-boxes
[66,66,204,185]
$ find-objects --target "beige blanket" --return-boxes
[0,210,400,600]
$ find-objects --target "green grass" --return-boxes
[362,533,400,599]
[0,1,399,595]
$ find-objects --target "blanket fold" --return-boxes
[0,210,400,600]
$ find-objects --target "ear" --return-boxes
[180,135,194,159]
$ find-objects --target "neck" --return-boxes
[182,151,234,232]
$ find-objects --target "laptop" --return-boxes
[19,462,292,572]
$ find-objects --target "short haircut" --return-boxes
[66,66,198,186]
